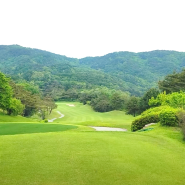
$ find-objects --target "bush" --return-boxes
[90,99,112,112]
[141,106,169,116]
[131,106,165,132]
[159,107,179,126]
[131,114,159,132]
[131,106,180,131]
[176,109,185,140]
[176,109,185,127]
[44,119,48,123]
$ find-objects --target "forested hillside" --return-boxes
[80,50,185,95]
[0,45,129,98]
[1,45,185,97]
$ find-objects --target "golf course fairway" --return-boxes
[0,102,185,185]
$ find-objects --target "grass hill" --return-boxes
[0,112,36,123]
[1,45,185,96]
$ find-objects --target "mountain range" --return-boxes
[0,45,185,96]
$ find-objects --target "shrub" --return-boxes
[90,99,112,112]
[176,109,185,127]
[141,106,169,116]
[131,106,180,131]
[44,119,48,123]
[131,106,165,132]
[131,114,159,132]
[176,109,185,140]
[159,107,179,126]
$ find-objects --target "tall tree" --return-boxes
[126,96,140,116]
[139,88,160,113]
[158,70,185,93]
[0,72,24,115]
[0,72,12,111]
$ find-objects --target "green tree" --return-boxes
[126,96,140,116]
[158,70,185,93]
[111,91,129,110]
[18,81,40,94]
[139,88,160,113]
[0,72,12,111]
[10,81,40,116]
[37,97,57,120]
[149,91,185,109]
[7,98,25,115]
[91,98,112,112]
[0,72,24,115]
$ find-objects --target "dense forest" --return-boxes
[0,45,128,99]
[0,71,56,120]
[1,45,185,98]
[1,45,185,117]
[80,50,185,95]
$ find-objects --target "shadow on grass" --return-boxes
[0,123,77,136]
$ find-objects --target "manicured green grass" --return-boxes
[140,123,184,143]
[0,102,185,185]
[0,113,36,123]
[0,123,77,135]
[53,102,134,130]
[1,131,185,185]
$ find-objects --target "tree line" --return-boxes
[0,71,56,120]
[2,45,185,97]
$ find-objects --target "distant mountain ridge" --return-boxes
[0,45,185,96]
[79,50,185,94]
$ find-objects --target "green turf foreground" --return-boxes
[1,130,185,185]
[1,102,185,185]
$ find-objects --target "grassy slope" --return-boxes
[0,112,36,123]
[52,102,134,130]
[0,102,185,185]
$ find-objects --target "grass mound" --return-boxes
[0,112,36,122]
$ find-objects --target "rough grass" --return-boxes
[0,102,185,185]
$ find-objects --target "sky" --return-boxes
[0,0,185,58]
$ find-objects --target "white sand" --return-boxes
[48,118,57,122]
[48,111,64,122]
[143,123,156,128]
[66,104,75,107]
[90,126,127,131]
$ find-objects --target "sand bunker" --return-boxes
[48,111,64,122]
[143,123,156,128]
[66,104,75,107]
[90,126,127,131]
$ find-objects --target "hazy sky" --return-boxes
[1,0,185,58]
